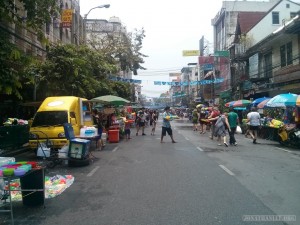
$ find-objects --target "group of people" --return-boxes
[191,105,261,147]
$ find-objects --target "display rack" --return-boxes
[0,167,45,225]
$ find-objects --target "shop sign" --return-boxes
[182,50,200,56]
[214,51,229,57]
[202,64,213,71]
[61,9,73,28]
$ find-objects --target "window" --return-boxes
[272,12,280,25]
[280,42,293,67]
[263,52,272,78]
[290,12,297,19]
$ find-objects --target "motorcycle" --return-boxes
[277,124,300,148]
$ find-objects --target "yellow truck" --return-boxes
[29,96,93,149]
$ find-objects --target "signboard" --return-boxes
[198,56,214,65]
[182,50,200,56]
[214,51,229,57]
[61,9,73,28]
[202,64,213,71]
[249,53,259,78]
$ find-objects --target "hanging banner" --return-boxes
[61,9,73,28]
[153,78,224,86]
[108,76,142,84]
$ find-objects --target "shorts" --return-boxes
[97,128,103,139]
[249,125,259,131]
[125,129,131,135]
[162,127,172,136]
[139,121,145,127]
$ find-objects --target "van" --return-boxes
[29,96,93,149]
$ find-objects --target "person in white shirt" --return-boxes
[247,107,261,144]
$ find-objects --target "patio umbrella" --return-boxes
[251,97,271,107]
[90,95,130,106]
[297,95,300,106]
[225,99,252,107]
[257,98,271,109]
[265,93,298,108]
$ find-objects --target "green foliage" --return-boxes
[25,43,120,100]
[0,32,32,99]
[0,0,58,37]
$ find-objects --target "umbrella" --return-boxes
[225,99,252,107]
[196,104,204,108]
[90,95,130,106]
[297,95,300,106]
[265,93,298,108]
[257,98,271,109]
[251,97,271,106]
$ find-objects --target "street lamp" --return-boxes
[83,4,110,43]
[84,4,110,20]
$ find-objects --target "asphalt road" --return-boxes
[1,118,299,225]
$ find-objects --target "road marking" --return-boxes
[112,147,119,152]
[219,165,235,176]
[276,147,291,153]
[87,166,100,177]
[197,147,204,152]
[185,137,190,141]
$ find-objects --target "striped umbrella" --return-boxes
[225,99,252,107]
[297,95,300,106]
[257,98,271,109]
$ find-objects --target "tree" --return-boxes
[0,32,32,99]
[88,26,147,75]
[0,0,58,38]
[24,43,121,100]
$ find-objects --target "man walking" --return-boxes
[208,106,220,140]
[247,107,261,144]
[161,106,176,143]
[228,107,239,146]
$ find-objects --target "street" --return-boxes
[1,118,300,225]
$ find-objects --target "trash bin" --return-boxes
[108,130,119,143]
[20,168,45,206]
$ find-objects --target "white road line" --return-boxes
[276,147,291,153]
[185,137,190,141]
[87,166,100,177]
[112,147,119,152]
[219,165,235,176]
[197,147,204,152]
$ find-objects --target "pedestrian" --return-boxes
[199,106,208,134]
[227,107,239,146]
[124,115,132,141]
[214,112,230,147]
[136,108,146,136]
[160,106,176,143]
[246,107,261,144]
[92,109,104,150]
[208,106,220,139]
[151,110,158,135]
[192,109,199,131]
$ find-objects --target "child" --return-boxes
[125,115,132,141]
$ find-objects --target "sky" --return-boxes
[78,0,229,97]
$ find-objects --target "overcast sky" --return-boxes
[79,0,300,98]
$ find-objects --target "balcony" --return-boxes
[273,64,300,83]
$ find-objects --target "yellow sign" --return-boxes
[61,9,73,28]
[182,50,200,56]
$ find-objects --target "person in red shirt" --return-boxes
[208,106,220,140]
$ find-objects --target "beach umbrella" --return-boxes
[225,99,252,107]
[251,97,271,107]
[257,98,271,109]
[296,95,300,106]
[265,93,298,108]
[90,95,130,106]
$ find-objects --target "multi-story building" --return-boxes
[211,0,282,102]
[230,0,300,99]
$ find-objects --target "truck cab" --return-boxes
[29,96,92,149]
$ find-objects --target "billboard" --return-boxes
[61,9,73,28]
[182,50,200,56]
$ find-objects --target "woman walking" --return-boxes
[151,111,158,135]
[214,112,231,147]
[192,109,199,131]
